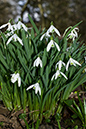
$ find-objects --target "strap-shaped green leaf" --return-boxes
[28,14,39,34]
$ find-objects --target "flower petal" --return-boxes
[54,42,60,51]
[18,76,21,87]
[0,23,8,29]
[66,60,70,71]
[26,84,34,91]
[6,35,13,45]
[47,40,54,52]
[17,35,23,46]
[60,72,68,80]
[72,58,81,66]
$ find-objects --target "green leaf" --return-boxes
[28,14,39,34]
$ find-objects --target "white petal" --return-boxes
[47,40,54,52]
[17,36,23,46]
[60,72,68,80]
[0,23,8,29]
[51,74,55,81]
[53,26,61,36]
[26,84,34,91]
[62,61,66,66]
[38,87,41,95]
[18,76,21,87]
[58,61,62,70]
[33,60,36,67]
[40,33,46,40]
[39,60,42,67]
[72,58,81,66]
[66,60,70,71]
[55,70,60,79]
[54,42,60,51]
[6,35,13,45]
[21,23,28,31]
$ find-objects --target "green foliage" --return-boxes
[0,15,86,128]
[65,92,86,129]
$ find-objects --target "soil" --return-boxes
[0,101,83,129]
[0,86,85,129]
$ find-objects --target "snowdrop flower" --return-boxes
[33,57,42,68]
[66,57,81,71]
[40,24,61,40]
[51,70,68,80]
[47,40,60,52]
[11,73,21,87]
[0,23,8,29]
[17,21,28,31]
[47,25,61,36]
[67,27,79,41]
[0,21,28,32]
[26,82,41,95]
[40,31,50,41]
[55,60,65,70]
[0,22,14,32]
[6,34,23,46]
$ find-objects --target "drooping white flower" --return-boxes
[33,57,42,68]
[17,21,28,31]
[67,27,79,41]
[40,31,50,41]
[6,34,23,46]
[11,73,21,87]
[0,23,8,29]
[47,25,61,36]
[47,40,60,52]
[55,60,65,70]
[51,70,68,80]
[0,21,28,32]
[0,22,14,32]
[40,24,61,40]
[66,57,81,71]
[26,82,41,95]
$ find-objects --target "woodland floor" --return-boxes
[0,86,85,129]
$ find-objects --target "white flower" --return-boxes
[40,31,50,41]
[51,70,68,80]
[66,57,81,71]
[47,40,60,52]
[0,23,8,29]
[40,25,61,41]
[33,57,42,68]
[0,22,14,32]
[47,25,61,36]
[11,73,21,87]
[55,60,65,70]
[0,21,28,32]
[6,34,23,46]
[67,27,79,41]
[17,21,28,31]
[26,83,41,95]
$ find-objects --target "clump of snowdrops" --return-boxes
[0,15,86,123]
